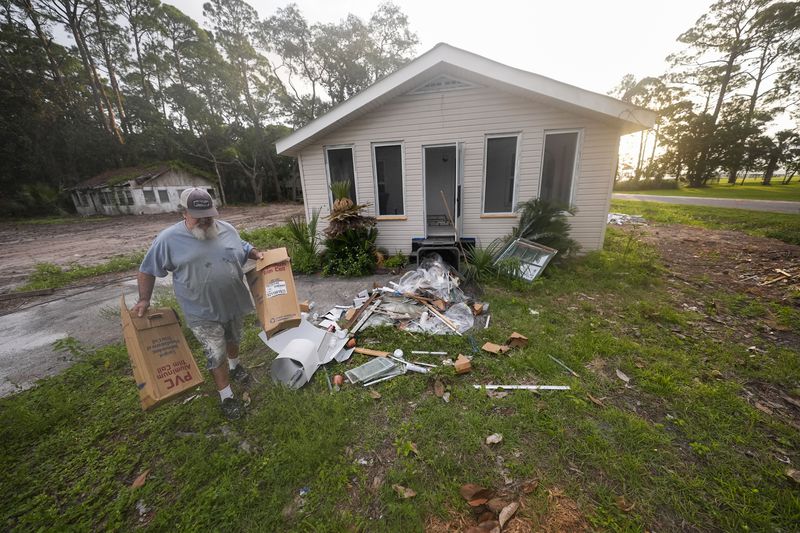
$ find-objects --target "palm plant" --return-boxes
[510,198,579,256]
[286,208,321,257]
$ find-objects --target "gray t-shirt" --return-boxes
[140,220,254,325]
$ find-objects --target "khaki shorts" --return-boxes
[189,317,244,370]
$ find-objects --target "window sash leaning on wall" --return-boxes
[482,133,520,214]
[539,130,581,208]
[372,142,405,216]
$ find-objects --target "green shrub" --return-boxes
[510,198,579,257]
[383,251,407,269]
[322,227,377,277]
[285,209,321,273]
[463,239,506,282]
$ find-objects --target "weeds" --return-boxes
[20,252,145,291]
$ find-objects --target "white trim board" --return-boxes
[276,43,656,156]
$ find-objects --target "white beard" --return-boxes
[190,222,219,240]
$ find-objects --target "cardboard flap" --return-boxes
[256,247,290,270]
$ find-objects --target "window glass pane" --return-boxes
[541,132,578,207]
[158,189,169,203]
[206,188,216,198]
[326,148,356,203]
[125,190,133,205]
[484,136,517,213]
[374,145,404,215]
[143,190,156,204]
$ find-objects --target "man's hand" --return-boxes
[132,299,150,317]
[249,249,263,260]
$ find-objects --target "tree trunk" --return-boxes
[21,0,70,109]
[93,0,128,136]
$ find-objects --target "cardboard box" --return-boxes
[247,247,301,338]
[120,296,204,410]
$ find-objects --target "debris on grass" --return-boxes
[482,342,510,355]
[131,469,150,489]
[475,384,571,391]
[607,213,646,225]
[786,468,800,484]
[368,389,382,400]
[498,501,519,528]
[434,379,445,397]
[615,368,631,384]
[587,394,605,407]
[486,433,503,445]
[392,484,417,499]
[455,354,472,374]
[616,496,635,513]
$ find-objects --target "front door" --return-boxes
[424,144,457,238]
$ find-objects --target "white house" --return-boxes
[70,162,219,216]
[276,43,656,258]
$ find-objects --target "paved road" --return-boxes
[0,271,397,398]
[613,193,800,214]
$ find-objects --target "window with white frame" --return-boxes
[540,131,579,207]
[158,189,169,203]
[483,135,519,213]
[325,146,357,203]
[143,189,157,204]
[373,144,404,215]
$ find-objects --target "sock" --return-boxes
[228,357,240,370]
[218,385,234,402]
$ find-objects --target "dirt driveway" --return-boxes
[0,204,304,292]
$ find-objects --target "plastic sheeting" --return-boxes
[395,253,466,303]
[406,302,474,335]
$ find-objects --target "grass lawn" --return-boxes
[617,180,800,202]
[2,224,799,531]
[611,199,800,246]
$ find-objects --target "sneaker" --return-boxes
[221,397,244,420]
[228,364,250,384]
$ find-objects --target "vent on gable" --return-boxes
[410,75,476,94]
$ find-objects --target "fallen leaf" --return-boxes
[615,368,630,383]
[587,394,605,407]
[369,389,382,399]
[442,392,451,403]
[460,483,485,500]
[616,496,635,513]
[521,479,539,494]
[468,496,491,507]
[182,394,198,404]
[392,484,416,499]
[434,380,445,398]
[498,501,519,528]
[371,475,384,492]
[131,469,150,489]
[487,390,509,399]
[409,442,420,456]
[786,468,800,484]
[485,433,503,445]
[486,498,508,512]
[242,391,251,407]
[477,511,495,524]
[754,401,774,415]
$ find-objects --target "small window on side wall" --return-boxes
[143,190,156,204]
[158,189,169,203]
[540,131,579,208]
[325,147,357,204]
[483,135,519,213]
[373,144,404,215]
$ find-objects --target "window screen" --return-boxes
[326,147,356,203]
[540,132,578,207]
[158,189,169,203]
[143,190,157,204]
[374,145,404,215]
[484,136,518,213]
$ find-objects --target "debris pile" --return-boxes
[607,213,646,225]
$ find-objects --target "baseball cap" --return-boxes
[180,187,218,218]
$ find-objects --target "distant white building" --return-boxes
[70,162,219,216]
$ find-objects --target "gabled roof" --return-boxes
[73,161,213,189]
[276,43,657,156]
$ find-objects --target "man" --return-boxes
[132,187,261,420]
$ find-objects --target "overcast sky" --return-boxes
[172,0,713,96]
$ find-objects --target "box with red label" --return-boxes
[246,247,301,338]
[120,296,204,410]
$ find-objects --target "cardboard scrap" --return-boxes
[482,342,510,355]
[455,354,472,374]
[506,332,528,349]
[246,248,301,338]
[299,300,311,313]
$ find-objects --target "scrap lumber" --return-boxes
[343,292,378,330]
[354,347,390,358]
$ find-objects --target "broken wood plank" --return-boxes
[354,347,390,358]
[343,292,378,330]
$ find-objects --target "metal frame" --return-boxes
[422,143,458,238]
[494,237,558,281]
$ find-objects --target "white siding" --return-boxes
[297,85,620,253]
